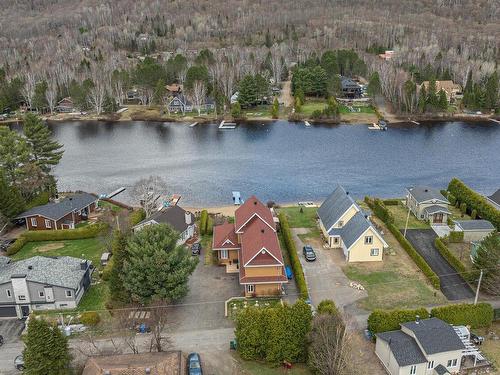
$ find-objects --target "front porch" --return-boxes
[225,263,239,273]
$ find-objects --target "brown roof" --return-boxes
[421,80,461,94]
[212,222,240,250]
[235,196,276,233]
[240,220,283,267]
[239,264,287,284]
[82,351,183,375]
[166,83,182,92]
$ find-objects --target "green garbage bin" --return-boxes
[230,339,237,350]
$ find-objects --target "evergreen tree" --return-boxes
[327,75,342,97]
[271,97,279,119]
[23,113,64,174]
[254,74,270,102]
[238,75,258,107]
[426,79,439,110]
[418,85,427,113]
[23,318,71,375]
[0,127,31,186]
[103,93,118,113]
[484,71,499,110]
[122,224,198,303]
[32,81,48,112]
[108,230,130,303]
[264,29,272,48]
[231,102,242,119]
[463,70,474,108]
[0,171,25,219]
[474,83,486,110]
[153,78,167,105]
[438,89,448,111]
[311,66,328,97]
[473,233,500,296]
[367,72,382,97]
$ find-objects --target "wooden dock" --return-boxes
[411,120,420,125]
[490,118,500,124]
[189,122,198,127]
[368,123,381,130]
[100,187,126,199]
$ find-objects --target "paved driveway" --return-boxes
[404,229,474,301]
[431,225,451,238]
[0,319,25,374]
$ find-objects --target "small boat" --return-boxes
[378,120,387,131]
[232,191,243,205]
[304,121,311,127]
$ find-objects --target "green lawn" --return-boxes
[339,105,376,114]
[98,200,122,213]
[13,238,105,268]
[77,282,109,312]
[235,354,311,375]
[300,100,327,116]
[243,105,273,118]
[386,203,430,229]
[279,207,317,228]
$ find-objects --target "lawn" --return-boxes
[243,105,274,118]
[297,227,321,244]
[447,242,474,270]
[476,322,500,371]
[339,105,376,114]
[77,282,109,312]
[300,100,327,116]
[13,238,105,268]
[235,354,311,375]
[98,200,122,213]
[227,298,282,319]
[386,202,430,229]
[200,234,215,265]
[278,207,317,228]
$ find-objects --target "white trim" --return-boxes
[220,249,228,259]
[246,284,255,293]
[30,217,37,227]
[222,238,235,246]
[244,247,283,267]
[235,212,276,233]
[44,219,52,228]
[212,247,240,251]
[65,290,72,297]
[240,280,287,285]
[326,203,359,233]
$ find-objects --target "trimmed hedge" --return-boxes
[206,216,214,235]
[278,212,308,299]
[382,198,400,206]
[200,210,208,235]
[448,231,464,243]
[434,237,472,282]
[431,303,494,329]
[368,308,429,333]
[7,223,108,256]
[364,197,394,224]
[317,299,339,316]
[448,178,500,230]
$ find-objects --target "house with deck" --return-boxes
[0,256,92,318]
[212,196,287,297]
[406,186,451,225]
[55,97,75,113]
[341,77,362,98]
[318,185,388,262]
[375,317,466,375]
[15,192,98,230]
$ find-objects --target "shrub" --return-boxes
[460,202,467,214]
[364,197,394,225]
[447,193,457,206]
[80,311,101,327]
[206,216,213,235]
[278,212,308,299]
[368,308,429,333]
[431,303,494,328]
[440,189,448,197]
[101,259,113,281]
[231,102,242,119]
[199,210,208,235]
[471,209,477,219]
[317,300,339,315]
[382,198,400,206]
[434,237,472,282]
[311,109,323,119]
[448,231,464,243]
[128,208,146,227]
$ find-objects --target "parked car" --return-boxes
[0,239,15,251]
[303,245,316,261]
[191,243,202,256]
[187,352,203,375]
[470,333,484,345]
[285,265,293,280]
[14,355,24,371]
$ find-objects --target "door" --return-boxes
[434,213,443,224]
[21,305,30,318]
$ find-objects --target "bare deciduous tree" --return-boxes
[21,73,36,110]
[189,80,207,116]
[45,80,58,114]
[131,175,168,217]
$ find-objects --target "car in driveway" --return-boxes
[191,242,202,256]
[14,355,24,371]
[187,352,203,375]
[303,245,316,261]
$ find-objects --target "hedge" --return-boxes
[7,223,108,256]
[128,208,146,227]
[448,178,500,230]
[382,198,400,206]
[434,237,473,283]
[206,216,214,235]
[448,231,464,243]
[368,308,429,333]
[278,212,308,299]
[364,197,394,225]
[431,303,494,328]
[200,210,208,235]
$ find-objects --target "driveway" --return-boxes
[404,229,474,300]
[292,229,369,329]
[431,224,451,238]
[0,319,25,374]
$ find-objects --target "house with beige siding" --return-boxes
[318,185,388,262]
[212,196,287,297]
[453,220,495,242]
[406,186,451,225]
[376,318,465,375]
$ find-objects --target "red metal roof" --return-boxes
[212,222,240,250]
[240,220,283,267]
[234,196,276,233]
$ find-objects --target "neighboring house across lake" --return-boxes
[376,317,466,375]
[55,97,75,113]
[212,196,287,297]
[406,186,451,225]
[318,185,388,262]
[133,205,195,245]
[453,220,495,242]
[420,80,462,103]
[341,77,362,98]
[0,256,92,318]
[15,192,98,230]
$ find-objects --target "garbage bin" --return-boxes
[230,339,237,350]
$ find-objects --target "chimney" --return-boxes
[254,201,257,205]
[28,265,33,270]
[346,191,349,195]
[415,315,420,324]
[185,211,192,225]
[261,229,265,233]
[80,260,87,270]
[424,189,429,192]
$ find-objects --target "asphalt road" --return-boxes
[404,229,474,300]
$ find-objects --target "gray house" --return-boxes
[454,220,495,242]
[406,186,451,225]
[0,256,92,318]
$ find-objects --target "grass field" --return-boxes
[386,203,430,229]
[279,207,317,228]
[13,238,105,267]
[98,200,122,213]
[300,100,327,116]
[77,282,109,312]
[477,322,500,371]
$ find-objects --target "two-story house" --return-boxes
[318,185,388,262]
[406,186,451,225]
[212,196,287,297]
[0,256,92,318]
[376,317,465,375]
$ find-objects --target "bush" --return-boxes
[448,231,464,243]
[448,178,500,230]
[317,300,339,315]
[278,212,308,299]
[231,102,242,119]
[471,209,477,219]
[460,202,467,214]
[431,303,494,328]
[368,308,429,333]
[80,311,101,327]
[382,198,400,206]
[448,193,457,206]
[206,216,213,235]
[311,109,323,119]
[199,210,208,235]
[128,208,146,226]
[434,237,472,282]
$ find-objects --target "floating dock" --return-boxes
[232,191,243,205]
[116,107,128,114]
[411,120,420,125]
[189,122,198,127]
[219,120,237,129]
[100,187,126,199]
[368,123,381,130]
[304,121,311,127]
[490,118,500,124]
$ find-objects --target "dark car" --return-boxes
[470,333,484,345]
[191,243,202,256]
[187,352,203,375]
[303,245,316,261]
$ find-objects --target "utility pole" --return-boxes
[474,269,483,305]
[404,204,411,238]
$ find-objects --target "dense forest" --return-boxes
[0,0,499,113]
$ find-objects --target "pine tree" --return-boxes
[426,79,439,110]
[438,89,448,111]
[0,127,31,186]
[473,233,500,296]
[418,85,427,113]
[463,70,474,108]
[484,71,499,111]
[108,231,130,303]
[122,224,198,303]
[23,113,64,174]
[23,318,71,375]
[0,171,25,218]
[238,75,258,107]
[271,97,279,119]
[367,72,382,97]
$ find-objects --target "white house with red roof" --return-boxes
[212,196,288,297]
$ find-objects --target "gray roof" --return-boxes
[318,185,357,232]
[341,77,361,89]
[434,364,450,375]
[487,189,500,205]
[376,330,427,366]
[423,205,451,215]
[407,186,449,204]
[0,256,11,266]
[454,219,495,231]
[337,211,372,248]
[401,318,465,355]
[135,205,194,233]
[15,192,97,221]
[0,256,90,289]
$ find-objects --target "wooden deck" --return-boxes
[226,263,239,274]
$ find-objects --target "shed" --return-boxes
[454,220,495,242]
[100,252,111,266]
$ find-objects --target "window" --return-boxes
[45,219,51,228]
[333,237,339,244]
[420,214,424,219]
[65,290,72,297]
[452,359,457,367]
[6,289,12,298]
[409,365,416,374]
[18,295,26,301]
[30,217,37,227]
[427,361,434,369]
[246,284,255,293]
[338,221,344,228]
[220,250,228,259]
[364,236,373,245]
[447,359,456,367]
[370,248,379,256]
[38,291,45,298]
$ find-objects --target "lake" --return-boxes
[31,120,500,206]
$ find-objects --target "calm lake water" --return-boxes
[26,120,500,206]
